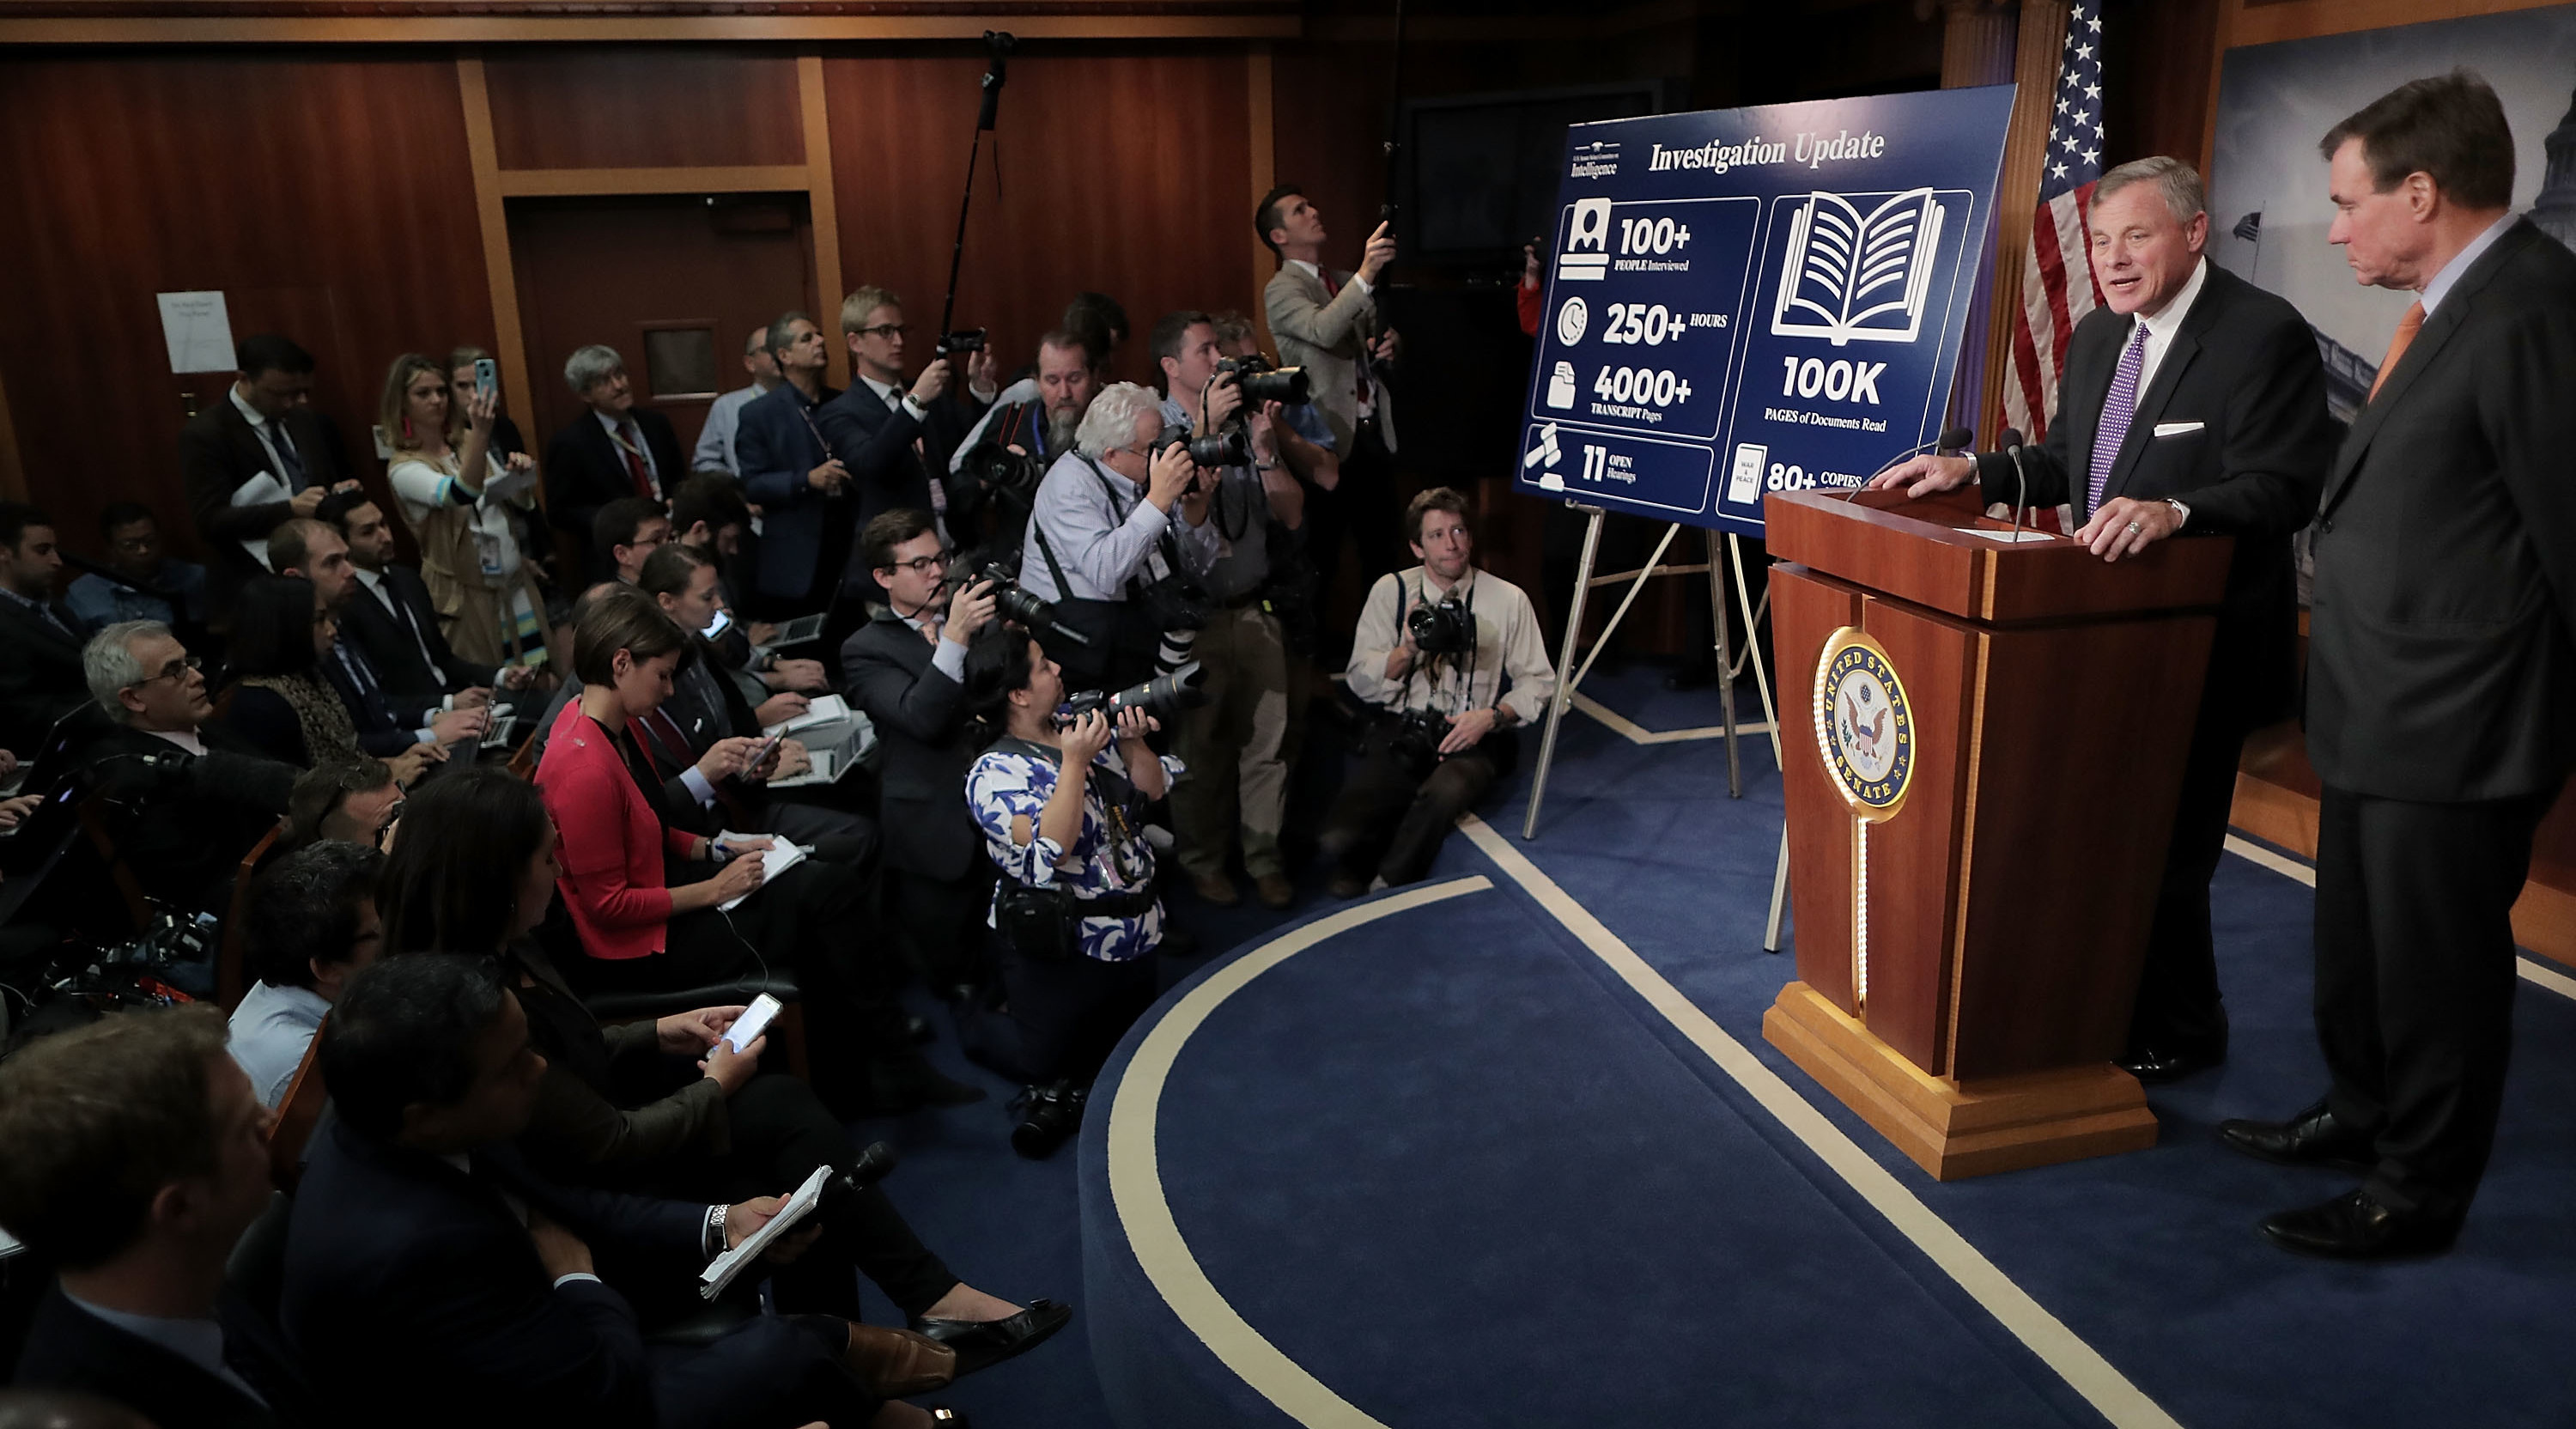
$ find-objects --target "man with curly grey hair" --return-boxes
[1016,381,1217,692]
[542,343,684,585]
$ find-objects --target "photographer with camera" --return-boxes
[1015,381,1219,694]
[958,623,1176,1158]
[1260,185,1406,634]
[815,286,998,591]
[843,510,1000,1000]
[947,327,1103,565]
[1321,489,1555,897]
[1151,311,1309,910]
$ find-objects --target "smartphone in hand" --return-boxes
[474,358,498,398]
[724,994,783,1054]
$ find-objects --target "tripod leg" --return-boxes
[1522,505,1605,840]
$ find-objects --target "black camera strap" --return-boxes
[1393,569,1478,719]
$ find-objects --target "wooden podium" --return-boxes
[1760,487,2233,1180]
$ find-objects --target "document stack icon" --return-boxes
[1545,362,1579,409]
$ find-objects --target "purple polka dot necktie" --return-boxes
[2087,322,2150,515]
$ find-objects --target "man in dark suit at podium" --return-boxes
[2221,73,2576,1260]
[1874,155,2335,1085]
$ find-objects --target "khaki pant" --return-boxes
[1171,605,1292,879]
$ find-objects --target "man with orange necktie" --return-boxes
[2219,71,2576,1260]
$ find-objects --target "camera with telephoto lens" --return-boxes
[948,557,1093,648]
[957,439,1043,498]
[1217,354,1310,406]
[937,327,987,357]
[1057,660,1209,727]
[1154,428,1249,471]
[1407,593,1474,656]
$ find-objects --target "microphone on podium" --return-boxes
[1996,428,2038,537]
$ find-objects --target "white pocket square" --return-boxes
[2152,421,2205,437]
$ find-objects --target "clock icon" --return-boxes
[1555,296,1588,346]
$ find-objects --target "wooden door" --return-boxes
[507,192,818,468]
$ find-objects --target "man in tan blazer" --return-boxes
[1260,185,1405,630]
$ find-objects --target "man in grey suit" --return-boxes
[2220,71,2576,1259]
[1260,185,1404,614]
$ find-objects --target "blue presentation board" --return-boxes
[1515,87,2017,537]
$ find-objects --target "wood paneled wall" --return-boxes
[823,46,1258,389]
[0,49,495,558]
[484,46,806,171]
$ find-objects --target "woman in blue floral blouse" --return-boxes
[961,625,1175,1157]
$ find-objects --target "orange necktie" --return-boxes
[2367,301,2426,403]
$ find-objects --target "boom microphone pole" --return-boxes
[1378,0,1408,227]
[935,30,1016,359]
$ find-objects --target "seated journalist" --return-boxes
[535,585,964,1115]
[227,840,386,1109]
[379,768,1068,1371]
[281,953,960,1427]
[0,1006,284,1429]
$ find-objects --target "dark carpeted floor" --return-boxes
[866,660,2576,1427]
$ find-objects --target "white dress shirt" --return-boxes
[1345,566,1558,726]
[596,408,661,494]
[228,386,303,493]
[228,980,329,1109]
[2127,255,2209,405]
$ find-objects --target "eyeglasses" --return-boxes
[131,654,203,687]
[878,552,951,578]
[110,535,156,554]
[856,324,910,340]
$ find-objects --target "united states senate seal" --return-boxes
[1813,627,1913,819]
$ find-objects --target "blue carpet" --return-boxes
[883,668,2576,1426]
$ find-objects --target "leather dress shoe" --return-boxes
[2117,1041,2225,1084]
[842,1323,956,1396]
[1254,873,1295,909]
[1190,871,1240,907]
[1327,873,1370,900]
[2218,1099,2374,1172]
[2260,1187,2462,1260]
[911,1298,1074,1377]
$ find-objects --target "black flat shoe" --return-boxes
[2260,1187,2461,1260]
[2117,1042,2226,1084]
[2218,1099,2374,1171]
[911,1298,1074,1378]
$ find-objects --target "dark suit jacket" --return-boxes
[72,721,296,911]
[180,398,345,612]
[318,642,434,760]
[12,1285,280,1429]
[738,381,847,604]
[282,1122,704,1428]
[543,406,684,581]
[2308,219,2576,802]
[1973,260,2333,732]
[814,383,990,599]
[342,564,500,710]
[842,611,979,879]
[0,593,90,756]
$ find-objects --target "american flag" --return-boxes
[2005,0,2106,441]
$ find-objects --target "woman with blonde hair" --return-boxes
[377,351,555,673]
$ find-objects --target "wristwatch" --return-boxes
[2164,497,2191,529]
[703,1203,730,1258]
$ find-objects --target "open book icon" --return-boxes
[1770,189,1946,348]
